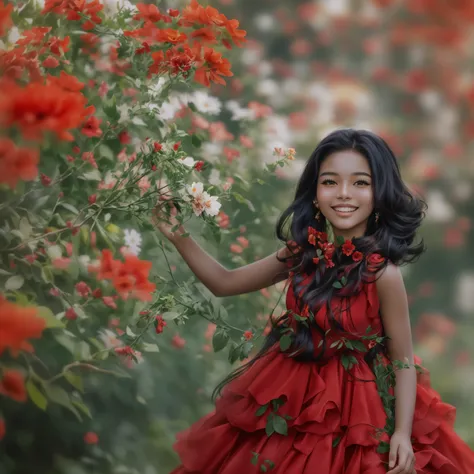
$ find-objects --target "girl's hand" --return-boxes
[152,195,186,243]
[387,431,416,474]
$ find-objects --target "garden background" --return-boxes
[1,0,473,473]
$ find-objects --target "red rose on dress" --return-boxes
[352,251,363,262]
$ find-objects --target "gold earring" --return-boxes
[375,212,379,223]
[313,200,321,221]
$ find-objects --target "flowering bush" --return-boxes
[0,2,298,461]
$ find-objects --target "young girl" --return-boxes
[156,129,474,474]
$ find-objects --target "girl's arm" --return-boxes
[376,264,417,472]
[171,232,292,297]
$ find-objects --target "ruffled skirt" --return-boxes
[170,346,474,473]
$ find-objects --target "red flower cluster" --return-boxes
[0,138,39,189]
[42,0,103,31]
[124,1,245,87]
[89,250,156,302]
[307,227,336,268]
[0,296,46,357]
[307,226,385,271]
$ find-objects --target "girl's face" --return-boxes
[315,150,374,240]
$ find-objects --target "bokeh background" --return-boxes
[2,0,474,473]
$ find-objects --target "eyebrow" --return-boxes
[319,171,372,178]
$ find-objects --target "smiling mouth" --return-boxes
[331,206,358,213]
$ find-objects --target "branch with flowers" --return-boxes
[0,0,297,453]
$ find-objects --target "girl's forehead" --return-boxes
[319,150,371,174]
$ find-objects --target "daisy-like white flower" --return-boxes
[191,90,222,115]
[179,156,196,168]
[187,182,204,197]
[123,229,142,256]
[202,192,221,217]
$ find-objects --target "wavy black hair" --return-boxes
[212,128,427,401]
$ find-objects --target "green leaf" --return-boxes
[335,235,345,246]
[71,399,92,418]
[272,415,288,436]
[43,385,82,421]
[376,441,391,454]
[351,340,368,352]
[255,404,268,417]
[264,459,275,469]
[26,380,48,410]
[161,311,180,321]
[212,328,229,352]
[188,102,197,113]
[59,202,80,214]
[265,413,275,437]
[37,306,65,328]
[332,281,343,289]
[5,275,24,290]
[260,465,267,472]
[41,266,54,283]
[251,452,259,466]
[64,371,84,393]
[142,342,160,352]
[279,334,292,351]
[332,436,342,447]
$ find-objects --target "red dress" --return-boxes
[170,277,474,473]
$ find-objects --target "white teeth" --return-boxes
[333,207,357,212]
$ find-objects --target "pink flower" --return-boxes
[52,258,71,269]
[75,281,91,298]
[102,296,117,309]
[65,307,77,320]
[172,334,186,349]
[84,432,99,444]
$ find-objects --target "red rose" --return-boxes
[367,253,385,271]
[352,251,363,262]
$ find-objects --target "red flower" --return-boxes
[0,81,90,142]
[84,431,99,445]
[0,370,27,402]
[326,260,335,268]
[243,330,253,340]
[0,297,45,357]
[367,253,385,271]
[0,418,5,440]
[65,307,77,320]
[88,194,97,204]
[352,251,363,262]
[194,47,233,87]
[0,1,13,37]
[75,282,91,298]
[155,315,167,334]
[341,240,355,256]
[81,114,102,138]
[0,138,39,189]
[172,334,186,349]
[194,160,204,171]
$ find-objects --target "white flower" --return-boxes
[123,229,142,256]
[229,106,256,121]
[98,329,122,349]
[191,90,222,115]
[179,156,196,168]
[202,192,221,217]
[208,169,222,186]
[187,182,204,197]
[158,100,181,121]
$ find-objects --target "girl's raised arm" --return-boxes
[171,232,291,297]
[153,200,294,297]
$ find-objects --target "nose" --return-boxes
[337,181,351,200]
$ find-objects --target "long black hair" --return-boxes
[212,128,426,401]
